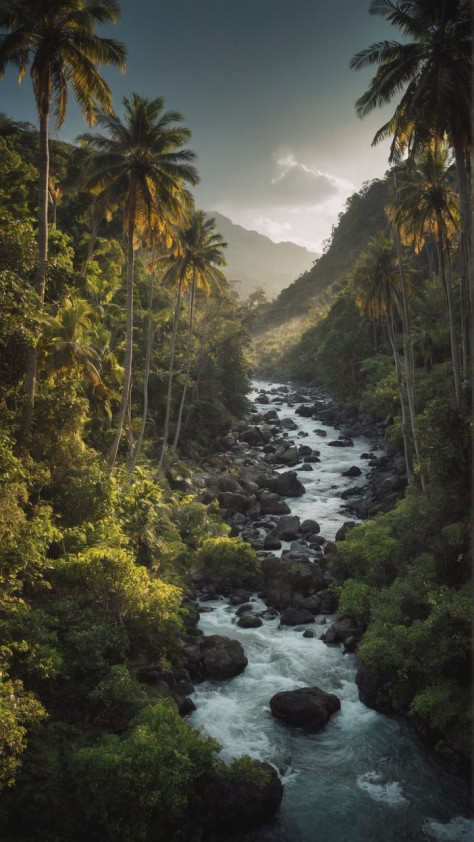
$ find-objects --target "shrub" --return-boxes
[338,579,376,626]
[72,701,219,841]
[196,536,259,585]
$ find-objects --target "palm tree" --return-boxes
[387,143,462,407]
[0,0,126,426]
[351,0,471,379]
[352,232,414,483]
[79,93,198,472]
[157,212,227,468]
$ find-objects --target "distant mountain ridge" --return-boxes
[254,176,391,330]
[206,211,318,300]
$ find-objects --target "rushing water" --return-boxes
[188,382,472,842]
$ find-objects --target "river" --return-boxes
[188,381,472,842]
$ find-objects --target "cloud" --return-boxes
[270,154,353,208]
[251,216,292,240]
[203,151,356,252]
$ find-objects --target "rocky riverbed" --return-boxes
[151,381,472,841]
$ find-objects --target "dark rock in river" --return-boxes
[263,528,282,550]
[270,686,340,731]
[269,470,306,497]
[321,617,361,647]
[188,635,248,681]
[334,521,357,542]
[279,607,315,626]
[342,465,362,477]
[237,613,263,629]
[259,491,291,515]
[276,514,301,539]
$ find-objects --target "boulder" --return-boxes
[280,445,299,465]
[217,491,255,514]
[216,473,244,493]
[342,465,362,477]
[317,589,339,613]
[239,427,265,446]
[288,541,313,557]
[276,514,301,539]
[270,686,340,731]
[263,528,282,550]
[259,491,291,515]
[321,617,361,646]
[334,521,357,542]
[237,613,263,629]
[301,595,322,614]
[279,607,315,626]
[301,518,320,534]
[271,471,306,497]
[200,635,248,679]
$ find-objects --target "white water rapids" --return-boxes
[188,382,472,842]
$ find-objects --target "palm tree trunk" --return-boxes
[435,214,462,408]
[107,201,135,473]
[173,269,196,450]
[395,225,426,494]
[22,101,50,434]
[130,266,155,473]
[452,136,471,385]
[158,276,183,472]
[386,315,413,484]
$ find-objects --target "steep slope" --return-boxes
[255,176,391,330]
[207,211,318,300]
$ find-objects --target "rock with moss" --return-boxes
[194,756,283,830]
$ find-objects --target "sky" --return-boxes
[0,0,399,253]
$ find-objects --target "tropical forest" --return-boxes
[0,1,471,841]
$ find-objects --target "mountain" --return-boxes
[207,211,318,300]
[255,176,391,331]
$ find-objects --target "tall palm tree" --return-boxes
[351,0,471,379]
[352,232,414,483]
[0,0,126,426]
[157,212,227,468]
[387,144,462,406]
[79,93,198,472]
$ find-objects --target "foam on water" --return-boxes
[188,381,472,841]
[356,771,408,806]
[422,817,474,840]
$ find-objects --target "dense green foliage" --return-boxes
[0,110,253,839]
[260,1,472,747]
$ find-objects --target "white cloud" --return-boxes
[270,154,353,208]
[205,151,356,252]
[250,216,292,240]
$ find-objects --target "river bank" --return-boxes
[181,380,472,842]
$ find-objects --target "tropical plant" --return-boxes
[158,211,227,467]
[0,0,126,426]
[387,144,462,406]
[79,93,199,472]
[352,232,414,482]
[351,0,472,389]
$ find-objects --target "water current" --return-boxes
[188,381,472,842]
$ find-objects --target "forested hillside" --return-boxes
[0,107,269,840]
[250,111,472,767]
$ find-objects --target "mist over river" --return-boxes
[188,382,472,842]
